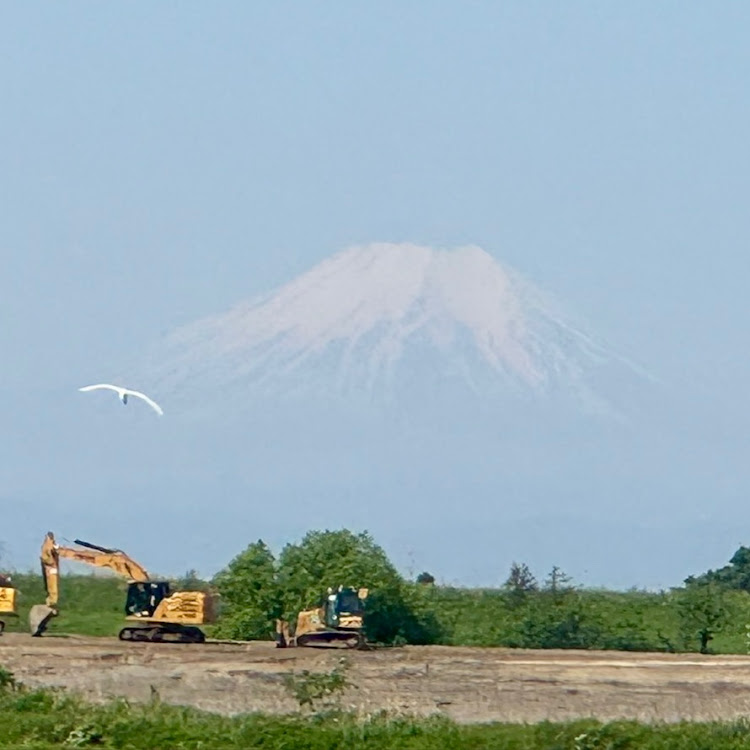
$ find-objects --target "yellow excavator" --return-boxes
[0,574,17,635]
[30,532,216,643]
[276,586,368,649]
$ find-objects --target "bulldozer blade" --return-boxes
[29,604,57,637]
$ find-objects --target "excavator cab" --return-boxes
[125,581,172,618]
[324,587,366,629]
[276,585,369,649]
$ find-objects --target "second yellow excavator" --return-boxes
[30,532,217,643]
[0,574,17,635]
[276,586,369,649]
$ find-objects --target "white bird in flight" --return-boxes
[78,384,164,416]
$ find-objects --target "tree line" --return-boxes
[4,527,748,652]
[209,529,750,654]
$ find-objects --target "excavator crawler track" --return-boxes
[118,625,205,644]
[295,631,367,649]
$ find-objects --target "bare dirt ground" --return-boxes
[3,633,750,724]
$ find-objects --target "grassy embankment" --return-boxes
[5,573,750,653]
[2,673,750,749]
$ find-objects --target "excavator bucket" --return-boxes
[275,618,292,648]
[29,604,57,637]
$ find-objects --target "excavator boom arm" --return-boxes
[40,532,150,608]
[56,548,150,582]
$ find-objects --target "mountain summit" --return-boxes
[133,243,638,416]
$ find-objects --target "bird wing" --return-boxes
[126,390,164,416]
[78,384,120,393]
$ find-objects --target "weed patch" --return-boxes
[283,657,353,712]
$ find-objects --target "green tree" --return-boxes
[504,562,537,605]
[173,569,210,592]
[416,571,435,585]
[512,589,602,649]
[276,529,402,619]
[277,529,442,644]
[675,581,732,654]
[212,540,281,640]
[544,566,574,597]
[212,529,443,645]
[687,546,750,592]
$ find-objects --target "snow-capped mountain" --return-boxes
[61,244,682,588]
[130,243,645,418]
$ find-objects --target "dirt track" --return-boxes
[3,634,750,723]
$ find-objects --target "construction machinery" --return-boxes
[29,532,216,643]
[276,586,368,649]
[0,574,17,635]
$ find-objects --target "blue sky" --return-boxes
[3,3,750,585]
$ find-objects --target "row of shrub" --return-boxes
[410,583,750,653]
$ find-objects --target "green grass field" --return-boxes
[3,573,126,637]
[409,584,750,653]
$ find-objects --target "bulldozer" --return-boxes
[276,585,368,649]
[0,574,17,635]
[29,532,217,643]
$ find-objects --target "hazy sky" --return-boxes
[3,4,750,585]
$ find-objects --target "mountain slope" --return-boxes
[131,243,641,417]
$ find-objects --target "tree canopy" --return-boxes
[686,546,750,592]
[212,528,441,644]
